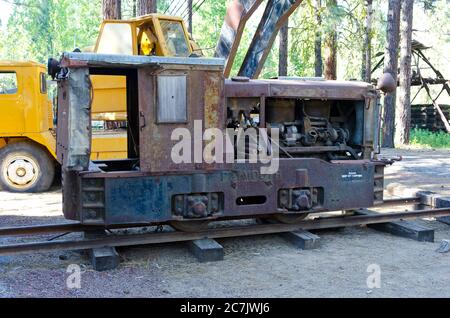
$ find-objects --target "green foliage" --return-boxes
[1,0,101,64]
[288,2,317,77]
[0,0,447,87]
[410,129,450,149]
[192,0,227,57]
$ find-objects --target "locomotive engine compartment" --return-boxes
[226,96,367,161]
[56,53,385,229]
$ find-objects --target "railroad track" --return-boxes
[0,197,448,257]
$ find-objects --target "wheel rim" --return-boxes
[169,220,210,232]
[2,155,39,189]
[272,213,309,224]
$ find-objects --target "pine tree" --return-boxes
[103,0,122,19]
[381,0,401,148]
[137,0,157,16]
[395,0,414,145]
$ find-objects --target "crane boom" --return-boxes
[238,0,303,79]
[214,0,264,78]
[215,0,303,79]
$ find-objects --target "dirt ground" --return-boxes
[0,148,449,298]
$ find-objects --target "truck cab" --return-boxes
[0,61,56,192]
[0,61,128,193]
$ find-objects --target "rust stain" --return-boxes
[204,71,222,130]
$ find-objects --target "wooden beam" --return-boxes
[282,230,321,250]
[188,238,224,263]
[357,209,434,242]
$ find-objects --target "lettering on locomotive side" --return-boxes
[341,171,364,182]
[232,170,281,183]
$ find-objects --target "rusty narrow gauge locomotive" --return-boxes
[56,52,390,232]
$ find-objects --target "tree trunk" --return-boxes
[103,0,122,20]
[137,0,157,16]
[381,0,401,148]
[395,0,414,145]
[314,0,323,77]
[324,0,337,80]
[362,0,373,82]
[279,21,289,77]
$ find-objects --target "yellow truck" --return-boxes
[0,14,196,193]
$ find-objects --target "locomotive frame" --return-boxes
[56,52,388,231]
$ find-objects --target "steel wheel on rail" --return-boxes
[169,220,210,232]
[0,142,55,193]
[272,213,310,224]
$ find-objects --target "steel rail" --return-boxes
[0,207,449,256]
[0,223,86,237]
[0,198,423,237]
[377,197,422,207]
[0,222,154,237]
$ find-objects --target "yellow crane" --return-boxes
[0,14,196,192]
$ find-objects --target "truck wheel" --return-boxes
[0,142,55,193]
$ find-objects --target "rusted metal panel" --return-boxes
[56,68,92,171]
[225,79,377,100]
[203,71,226,170]
[60,52,224,69]
[225,80,270,97]
[62,169,82,221]
[204,71,225,131]
[138,63,225,173]
[56,81,69,165]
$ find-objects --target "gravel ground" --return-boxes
[0,148,449,298]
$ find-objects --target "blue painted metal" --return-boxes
[81,159,376,226]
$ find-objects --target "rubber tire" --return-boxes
[0,142,55,193]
